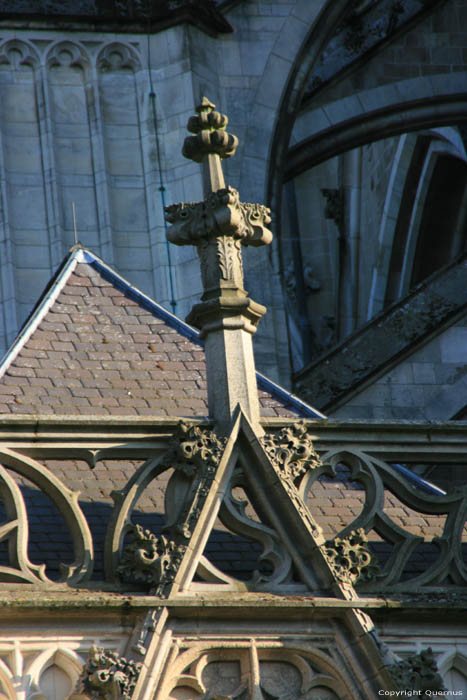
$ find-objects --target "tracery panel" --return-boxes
[162,643,348,700]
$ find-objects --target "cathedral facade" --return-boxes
[0,0,464,420]
[0,1,466,698]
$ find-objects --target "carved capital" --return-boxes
[182,96,238,163]
[77,646,142,700]
[323,528,379,587]
[261,422,322,483]
[165,186,272,247]
[387,648,445,693]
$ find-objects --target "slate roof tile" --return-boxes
[0,249,320,420]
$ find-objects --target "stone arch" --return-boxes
[96,42,141,72]
[277,69,467,355]
[286,72,467,177]
[439,652,467,693]
[161,642,357,699]
[0,38,39,69]
[46,40,90,72]
[27,647,84,700]
[366,133,419,318]
[241,0,350,205]
[368,127,467,318]
[407,146,467,290]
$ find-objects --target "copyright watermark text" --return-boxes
[378,692,463,697]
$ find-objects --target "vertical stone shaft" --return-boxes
[165,97,273,433]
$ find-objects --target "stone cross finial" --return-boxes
[164,98,273,433]
[182,96,238,192]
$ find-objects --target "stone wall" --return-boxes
[332,311,467,420]
[0,28,203,356]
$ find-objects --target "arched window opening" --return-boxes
[443,658,467,694]
[384,135,431,306]
[410,154,467,287]
[39,664,73,700]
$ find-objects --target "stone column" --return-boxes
[165,98,273,433]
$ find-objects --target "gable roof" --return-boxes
[0,247,324,421]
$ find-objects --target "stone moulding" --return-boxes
[1,417,465,594]
[310,447,467,591]
[0,1,233,36]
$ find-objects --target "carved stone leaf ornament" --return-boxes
[387,648,446,693]
[117,524,186,586]
[161,420,227,476]
[77,646,142,700]
[323,528,380,587]
[261,422,323,485]
[165,186,273,248]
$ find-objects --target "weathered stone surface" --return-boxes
[295,255,467,413]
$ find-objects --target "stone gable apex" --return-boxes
[0,247,323,421]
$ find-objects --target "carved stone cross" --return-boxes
[165,97,273,433]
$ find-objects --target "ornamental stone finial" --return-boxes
[164,97,273,433]
[182,96,238,193]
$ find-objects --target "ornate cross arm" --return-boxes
[164,97,274,432]
[165,187,273,248]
